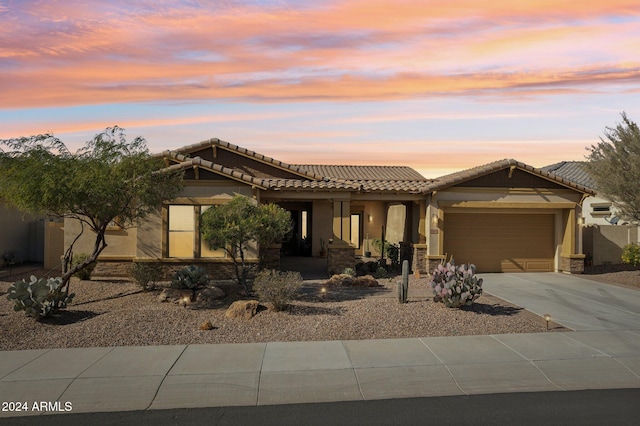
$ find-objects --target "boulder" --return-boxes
[195,286,226,304]
[225,300,261,320]
[355,275,379,287]
[158,288,193,304]
[324,274,379,287]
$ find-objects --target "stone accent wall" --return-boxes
[93,259,255,281]
[327,245,355,275]
[560,256,585,274]
[259,245,281,270]
[426,257,446,276]
[412,244,428,275]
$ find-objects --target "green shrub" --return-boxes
[253,269,302,311]
[373,266,387,279]
[6,276,75,319]
[429,260,483,308]
[342,267,356,277]
[131,262,164,291]
[71,253,97,280]
[622,243,640,267]
[171,265,209,289]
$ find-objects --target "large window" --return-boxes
[167,205,225,258]
[350,213,361,248]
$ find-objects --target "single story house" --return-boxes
[65,138,595,277]
[543,161,639,266]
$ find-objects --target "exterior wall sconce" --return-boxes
[368,214,373,223]
[431,214,439,228]
[577,216,585,226]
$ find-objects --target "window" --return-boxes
[350,213,361,248]
[167,205,226,258]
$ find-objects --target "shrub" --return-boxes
[130,262,164,291]
[6,276,75,319]
[342,267,356,277]
[622,243,640,267]
[71,253,97,280]
[373,266,387,279]
[253,269,302,311]
[171,265,210,290]
[429,260,483,308]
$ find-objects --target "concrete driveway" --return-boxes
[480,273,640,331]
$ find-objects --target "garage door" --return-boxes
[443,213,555,272]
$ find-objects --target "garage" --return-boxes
[443,212,555,272]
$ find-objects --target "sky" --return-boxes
[1,0,639,178]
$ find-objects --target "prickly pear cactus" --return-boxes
[6,276,75,318]
[428,261,483,308]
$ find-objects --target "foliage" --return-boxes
[0,126,183,315]
[130,262,164,291]
[2,251,19,267]
[371,239,400,263]
[71,253,97,280]
[621,243,640,267]
[586,113,640,223]
[373,266,388,279]
[253,269,302,311]
[171,265,210,290]
[6,276,75,319]
[200,195,292,294]
[429,260,483,308]
[342,267,356,277]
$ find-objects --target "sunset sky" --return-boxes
[1,0,639,177]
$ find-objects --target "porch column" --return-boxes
[328,198,355,275]
[560,208,585,274]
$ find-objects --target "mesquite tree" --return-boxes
[586,113,640,223]
[0,127,183,310]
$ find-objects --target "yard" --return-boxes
[1,264,637,351]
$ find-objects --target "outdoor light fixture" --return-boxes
[368,214,373,223]
[182,296,190,307]
[577,216,585,226]
[431,214,439,228]
[544,314,551,330]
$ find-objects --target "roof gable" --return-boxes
[425,159,595,194]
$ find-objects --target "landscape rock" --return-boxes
[158,288,193,304]
[225,300,262,320]
[195,286,226,304]
[324,274,379,287]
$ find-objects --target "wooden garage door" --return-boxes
[443,213,554,272]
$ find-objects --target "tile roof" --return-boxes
[159,139,430,193]
[541,161,596,190]
[424,158,595,194]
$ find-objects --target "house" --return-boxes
[64,138,595,277]
[543,161,639,266]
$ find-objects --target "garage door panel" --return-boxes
[444,213,554,273]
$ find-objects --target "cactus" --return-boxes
[428,260,483,308]
[398,260,409,303]
[6,276,75,319]
[171,265,210,290]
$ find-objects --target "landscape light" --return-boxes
[543,314,551,330]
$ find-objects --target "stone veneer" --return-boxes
[93,259,255,281]
[327,245,356,275]
[412,244,428,275]
[560,255,585,274]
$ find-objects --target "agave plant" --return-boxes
[429,260,483,308]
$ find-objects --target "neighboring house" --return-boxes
[64,139,594,276]
[543,161,639,266]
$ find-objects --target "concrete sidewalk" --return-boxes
[2,330,640,418]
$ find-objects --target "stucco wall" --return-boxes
[0,204,44,265]
[583,224,639,265]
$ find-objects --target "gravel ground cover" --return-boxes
[3,264,635,351]
[0,266,556,351]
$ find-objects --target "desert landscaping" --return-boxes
[1,264,637,352]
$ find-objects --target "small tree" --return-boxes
[200,195,291,294]
[586,112,640,223]
[0,127,183,315]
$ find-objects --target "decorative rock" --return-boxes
[199,320,215,330]
[225,300,261,320]
[195,286,226,304]
[355,275,379,287]
[158,288,193,304]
